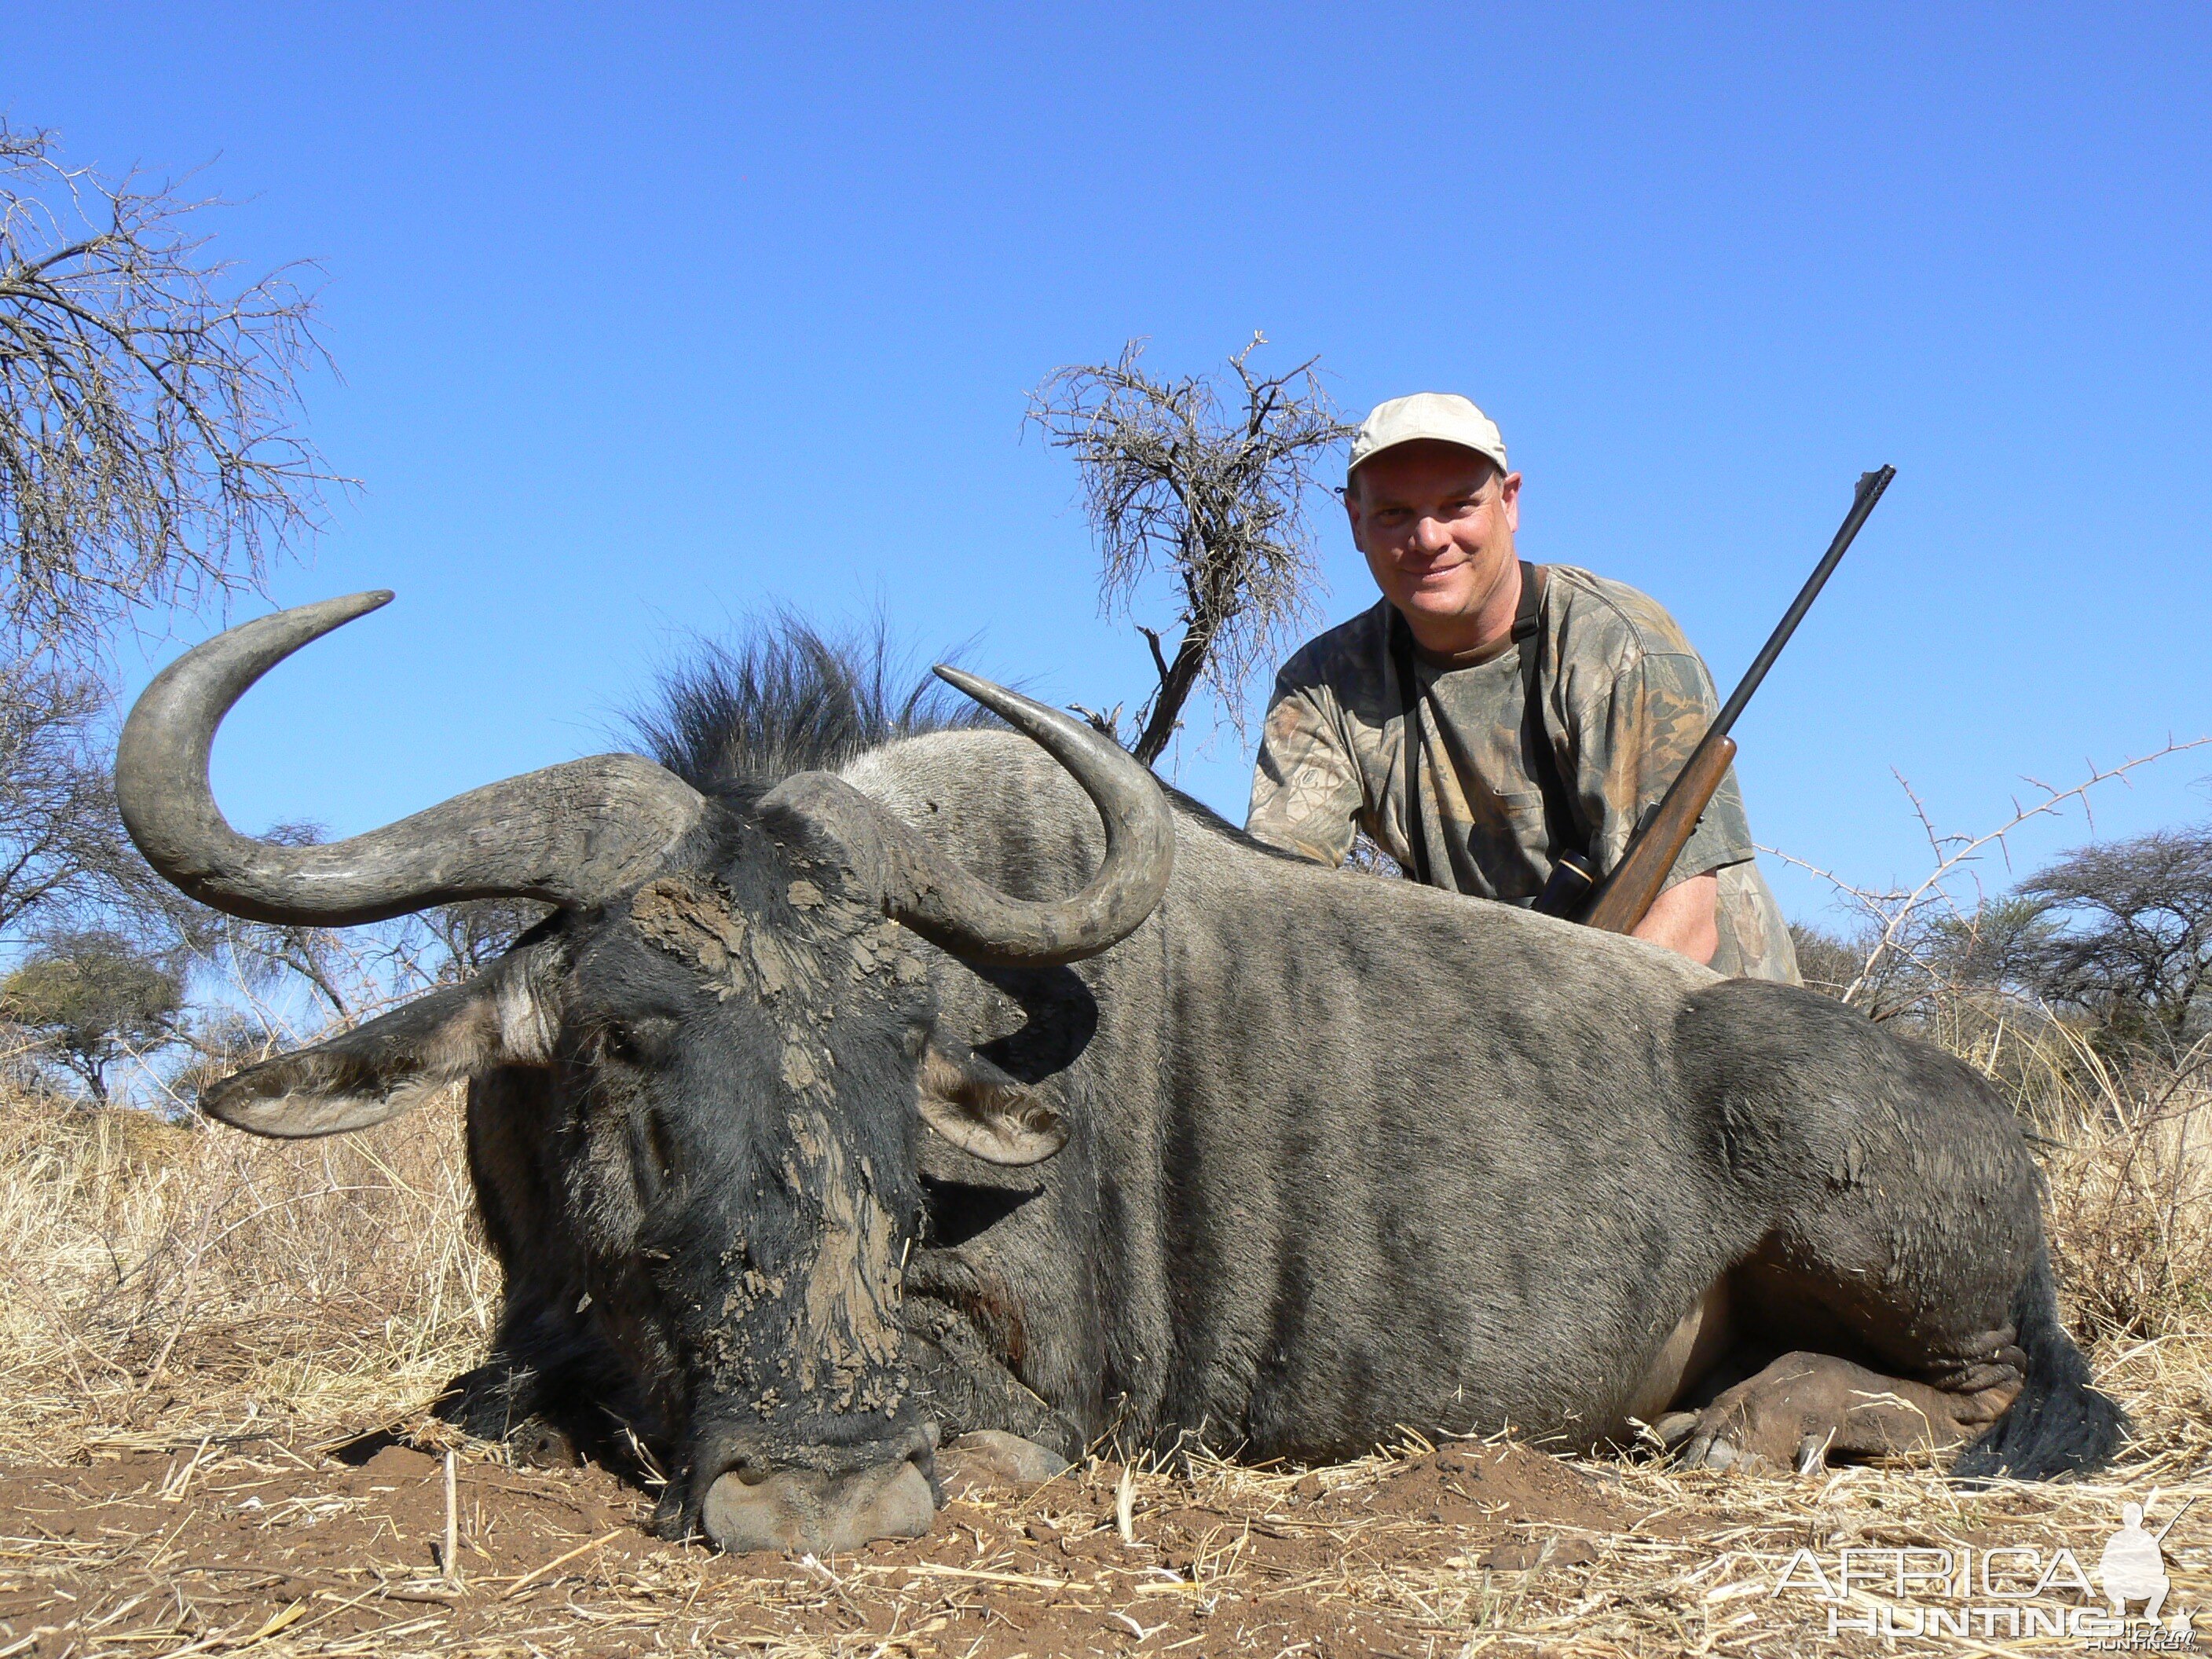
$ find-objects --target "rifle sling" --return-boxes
[1387,561,1584,889]
[1386,608,1434,885]
[1509,561,1586,870]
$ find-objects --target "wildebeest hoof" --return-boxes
[1795,1431,1838,1474]
[1657,1409,1767,1470]
[701,1458,939,1555]
[1675,1433,1776,1473]
[936,1430,1071,1498]
[507,1416,582,1470]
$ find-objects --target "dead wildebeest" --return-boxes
[116,595,2122,1553]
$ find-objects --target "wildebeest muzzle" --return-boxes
[676,1413,943,1555]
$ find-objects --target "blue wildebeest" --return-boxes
[116,595,2122,1553]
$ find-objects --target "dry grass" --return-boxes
[1918,991,2212,1348]
[0,1086,494,1466]
[0,1019,2209,1656]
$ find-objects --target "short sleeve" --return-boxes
[1571,648,1755,889]
[1246,679,1364,867]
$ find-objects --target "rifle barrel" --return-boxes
[1710,465,1894,739]
[2154,1495,2196,1544]
[1569,463,1895,934]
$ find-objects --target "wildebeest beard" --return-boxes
[468,826,958,1544]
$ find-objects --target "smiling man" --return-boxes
[1247,393,1796,980]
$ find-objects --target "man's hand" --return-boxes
[1632,872,1719,966]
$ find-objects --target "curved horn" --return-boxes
[758,668,1174,968]
[116,592,708,926]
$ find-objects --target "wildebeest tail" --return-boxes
[1952,1248,2126,1481]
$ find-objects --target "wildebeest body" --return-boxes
[844,733,2039,1461]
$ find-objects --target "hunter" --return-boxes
[1246,392,1798,980]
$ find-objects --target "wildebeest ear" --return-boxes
[915,1038,1068,1166]
[201,949,562,1139]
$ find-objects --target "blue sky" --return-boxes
[12,3,2211,928]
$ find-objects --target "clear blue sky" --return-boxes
[13,4,2211,928]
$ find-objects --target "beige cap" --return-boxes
[1347,392,1509,485]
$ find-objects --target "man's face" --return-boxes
[1345,441,1522,646]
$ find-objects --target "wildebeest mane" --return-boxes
[631,611,1316,864]
[632,612,997,795]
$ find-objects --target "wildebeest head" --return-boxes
[114,594,1174,1553]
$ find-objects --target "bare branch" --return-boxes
[0,122,349,669]
[1025,334,1353,765]
[0,663,145,938]
[1766,736,2212,1017]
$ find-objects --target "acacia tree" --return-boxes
[1026,335,1353,765]
[0,928,181,1102]
[1,122,337,667]
[0,661,137,936]
[0,119,342,985]
[2011,827,2212,1049]
[1763,742,2210,1021]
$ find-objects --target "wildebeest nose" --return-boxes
[698,1424,942,1555]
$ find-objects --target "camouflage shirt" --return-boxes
[1246,565,1799,983]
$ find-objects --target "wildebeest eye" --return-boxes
[599,1016,676,1068]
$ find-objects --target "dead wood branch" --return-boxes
[1027,334,1352,766]
[0,122,343,668]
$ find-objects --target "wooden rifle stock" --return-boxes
[1579,737,1738,934]
[1572,464,1895,937]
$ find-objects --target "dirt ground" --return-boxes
[3,1398,2209,1658]
[6,1097,2210,1656]
[0,1430,1632,1658]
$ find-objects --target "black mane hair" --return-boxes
[629,611,1279,860]
[630,612,996,793]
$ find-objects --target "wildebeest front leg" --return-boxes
[445,1068,655,1468]
[1666,1350,2020,1471]
[433,1291,651,1467]
[903,1293,1085,1463]
[434,1355,580,1467]
[1669,981,2046,1471]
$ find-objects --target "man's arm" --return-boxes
[1246,680,1366,867]
[1633,871,1719,965]
[1570,640,1752,967]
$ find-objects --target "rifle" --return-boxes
[1533,465,1895,933]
